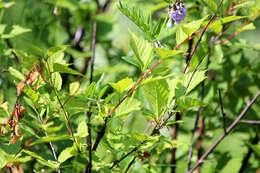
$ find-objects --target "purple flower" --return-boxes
[167,1,186,27]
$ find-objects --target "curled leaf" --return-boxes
[9,135,20,144]
[17,80,25,96]
[15,124,21,136]
[27,72,39,85]
[1,125,6,136]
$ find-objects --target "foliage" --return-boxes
[0,0,260,173]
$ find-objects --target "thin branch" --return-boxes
[191,37,214,172]
[101,0,111,12]
[36,108,60,173]
[124,157,136,173]
[187,91,260,173]
[92,114,109,151]
[218,88,227,133]
[171,112,181,173]
[186,82,204,172]
[196,117,205,173]
[239,120,260,124]
[89,21,97,84]
[85,20,98,173]
[45,59,80,153]
[110,141,146,169]
[217,9,260,44]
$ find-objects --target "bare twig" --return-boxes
[187,91,260,173]
[218,89,227,133]
[45,59,80,153]
[89,21,97,84]
[171,112,181,173]
[239,120,260,124]
[36,108,60,173]
[124,157,136,173]
[110,141,146,169]
[186,83,204,172]
[196,117,205,173]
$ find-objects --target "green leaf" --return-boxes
[0,1,15,8]
[209,20,223,34]
[14,50,38,69]
[167,70,206,104]
[58,147,75,164]
[98,86,108,100]
[116,98,141,117]
[176,96,203,110]
[118,2,151,37]
[76,121,88,138]
[182,16,208,36]
[47,45,68,57]
[0,24,6,35]
[8,67,25,80]
[220,16,247,24]
[85,82,96,98]
[203,0,217,12]
[53,63,82,76]
[52,72,62,91]
[109,77,133,94]
[176,24,188,45]
[155,48,183,59]
[23,86,39,103]
[0,149,7,169]
[182,70,207,95]
[31,134,71,145]
[234,1,254,9]
[142,79,169,117]
[69,81,80,95]
[237,23,256,33]
[122,56,140,68]
[23,150,57,169]
[129,30,153,70]
[2,25,31,38]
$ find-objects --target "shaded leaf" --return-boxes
[2,25,31,38]
[47,45,68,57]
[31,134,71,145]
[53,63,82,76]
[8,67,25,80]
[85,82,96,98]
[23,150,57,169]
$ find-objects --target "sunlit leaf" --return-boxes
[129,30,153,70]
[142,79,169,117]
[76,121,88,138]
[69,81,80,95]
[116,98,141,117]
[109,77,133,94]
